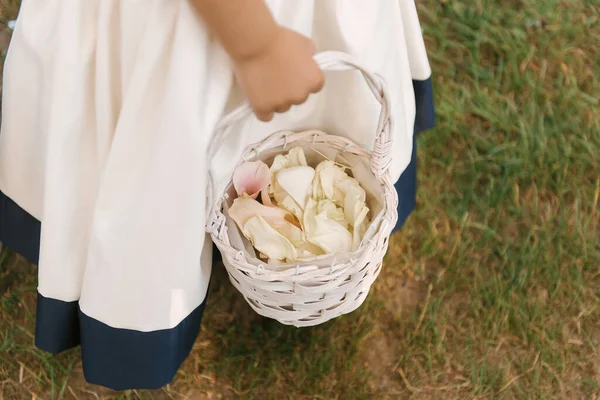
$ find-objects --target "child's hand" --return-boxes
[191,0,323,121]
[233,27,325,122]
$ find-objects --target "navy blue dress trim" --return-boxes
[413,77,436,134]
[79,297,207,390]
[35,293,81,354]
[392,77,435,232]
[32,291,207,390]
[0,189,41,264]
[393,132,418,232]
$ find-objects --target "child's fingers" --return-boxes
[255,109,274,122]
[311,70,325,94]
[275,103,292,113]
[290,92,309,106]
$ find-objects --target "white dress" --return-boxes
[0,0,433,390]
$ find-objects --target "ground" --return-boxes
[0,0,599,399]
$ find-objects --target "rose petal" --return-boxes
[336,177,366,203]
[229,195,303,246]
[276,166,315,209]
[314,160,350,204]
[280,196,304,222]
[317,199,348,228]
[270,155,290,174]
[352,213,370,251]
[266,214,305,247]
[233,161,271,199]
[261,189,273,206]
[243,216,298,261]
[297,242,325,258]
[270,147,308,196]
[343,186,368,226]
[351,204,369,250]
[303,198,352,254]
[270,179,288,204]
[229,195,290,230]
[288,147,308,167]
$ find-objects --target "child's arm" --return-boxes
[191,0,324,121]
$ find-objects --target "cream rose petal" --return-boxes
[271,147,307,172]
[352,216,370,251]
[229,195,304,248]
[314,160,354,204]
[260,189,273,206]
[303,199,352,254]
[343,186,368,226]
[336,177,366,202]
[269,147,308,198]
[276,166,315,209]
[289,147,308,166]
[341,185,370,250]
[315,161,339,199]
[243,216,298,261]
[268,217,304,247]
[297,242,325,258]
[270,180,287,204]
[317,199,348,228]
[311,169,323,200]
[270,154,290,174]
[351,204,370,251]
[280,196,304,222]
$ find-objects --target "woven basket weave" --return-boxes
[206,51,398,327]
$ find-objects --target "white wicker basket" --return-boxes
[206,51,398,327]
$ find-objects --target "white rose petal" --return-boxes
[269,147,308,200]
[243,216,298,261]
[353,217,370,251]
[270,155,289,174]
[270,180,288,204]
[270,147,307,175]
[276,166,315,209]
[317,199,348,228]
[351,203,370,251]
[313,160,365,207]
[303,199,352,254]
[343,186,368,226]
[314,161,347,201]
[297,242,326,258]
[271,217,305,248]
[336,177,366,202]
[287,147,308,167]
[280,196,304,222]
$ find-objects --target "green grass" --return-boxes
[1,0,599,399]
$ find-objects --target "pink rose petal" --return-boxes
[229,195,289,229]
[233,161,271,199]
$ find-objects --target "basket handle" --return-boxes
[206,51,393,231]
